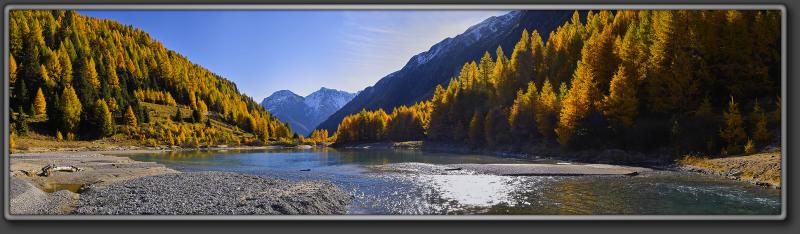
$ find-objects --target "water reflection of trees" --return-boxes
[544,177,636,214]
[135,148,525,167]
[551,179,595,214]
[334,149,515,165]
[135,148,324,162]
[481,177,634,215]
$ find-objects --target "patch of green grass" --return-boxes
[140,102,250,136]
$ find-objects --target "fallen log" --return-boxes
[38,164,82,177]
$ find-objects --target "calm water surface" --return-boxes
[124,148,781,215]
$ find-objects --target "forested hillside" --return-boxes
[8,10,293,148]
[334,10,781,157]
[317,10,576,132]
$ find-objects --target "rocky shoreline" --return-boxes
[677,151,782,188]
[8,151,353,215]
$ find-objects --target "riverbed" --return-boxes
[122,148,781,215]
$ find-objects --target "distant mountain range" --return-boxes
[317,10,577,132]
[261,88,356,136]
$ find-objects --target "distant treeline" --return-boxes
[333,10,781,156]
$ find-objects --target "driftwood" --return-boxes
[444,168,462,171]
[38,164,82,177]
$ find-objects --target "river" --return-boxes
[123,148,781,215]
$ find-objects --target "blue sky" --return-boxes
[79,10,508,100]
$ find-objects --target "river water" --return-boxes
[124,148,781,215]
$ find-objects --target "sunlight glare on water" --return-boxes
[419,174,518,207]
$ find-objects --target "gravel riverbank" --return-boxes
[9,177,79,215]
[75,171,352,215]
[9,152,353,215]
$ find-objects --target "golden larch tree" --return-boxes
[602,65,638,129]
[106,63,119,88]
[535,79,559,144]
[82,58,100,89]
[719,96,746,154]
[468,111,484,147]
[9,55,17,85]
[33,87,47,116]
[92,99,115,137]
[556,59,595,147]
[60,85,82,133]
[124,106,138,128]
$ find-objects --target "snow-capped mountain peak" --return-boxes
[409,10,523,66]
[261,90,304,112]
[463,10,523,42]
[261,87,356,136]
[304,87,356,113]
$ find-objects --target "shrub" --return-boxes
[744,139,756,154]
[144,138,158,147]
